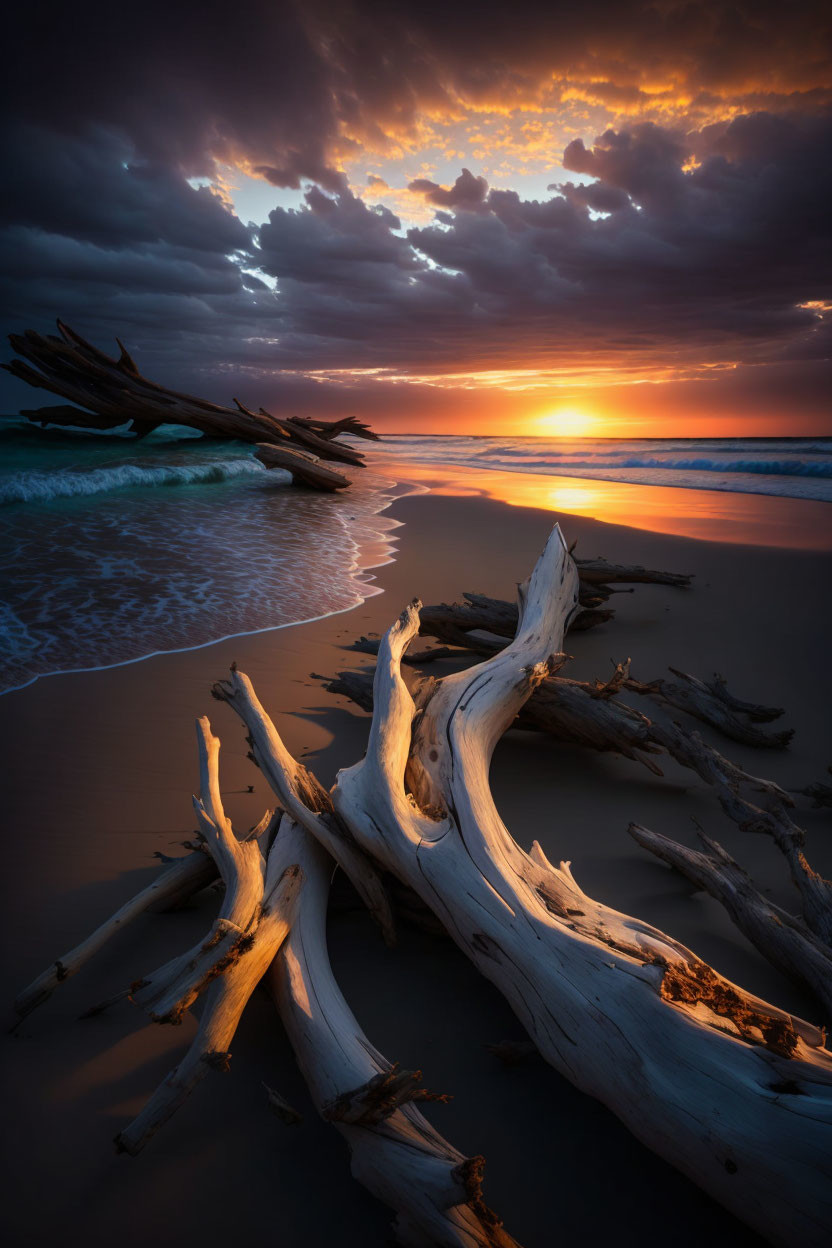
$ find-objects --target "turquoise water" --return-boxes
[0,418,398,692]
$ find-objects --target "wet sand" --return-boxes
[2,488,830,1248]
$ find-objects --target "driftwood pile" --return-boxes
[3,321,379,490]
[14,530,832,1247]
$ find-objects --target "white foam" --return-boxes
[0,456,269,504]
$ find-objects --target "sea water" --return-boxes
[367,435,832,502]
[2,423,830,693]
[0,418,400,693]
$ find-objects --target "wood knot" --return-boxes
[202,1050,232,1072]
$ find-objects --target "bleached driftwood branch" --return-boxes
[14,846,216,1021]
[226,526,832,1246]
[269,823,518,1248]
[211,667,396,946]
[323,653,826,946]
[16,726,513,1242]
[116,721,303,1153]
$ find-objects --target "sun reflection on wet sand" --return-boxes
[371,459,832,550]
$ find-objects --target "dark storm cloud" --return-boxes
[1,2,831,413]
[5,2,831,190]
[248,111,832,373]
[0,127,251,253]
[408,169,489,210]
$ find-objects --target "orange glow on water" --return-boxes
[373,459,832,550]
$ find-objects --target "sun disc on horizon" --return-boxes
[536,407,598,437]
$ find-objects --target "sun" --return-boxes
[535,407,598,437]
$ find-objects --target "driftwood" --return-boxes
[14,846,217,1021]
[571,554,693,587]
[622,667,793,748]
[420,593,611,643]
[629,824,832,1017]
[268,824,517,1247]
[795,767,832,810]
[16,527,832,1245]
[115,721,304,1154]
[413,590,792,750]
[15,730,512,1242]
[324,655,830,955]
[415,553,693,647]
[3,321,379,490]
[219,526,832,1246]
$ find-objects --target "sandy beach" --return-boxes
[2,485,830,1248]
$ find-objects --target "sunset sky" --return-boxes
[2,1,830,435]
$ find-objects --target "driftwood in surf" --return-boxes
[3,321,379,491]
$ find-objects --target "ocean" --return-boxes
[1,423,830,694]
[367,435,832,502]
[0,418,401,693]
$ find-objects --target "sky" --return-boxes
[2,0,831,436]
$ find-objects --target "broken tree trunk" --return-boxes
[3,321,378,490]
[224,526,832,1246]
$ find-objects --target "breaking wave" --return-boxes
[369,436,832,502]
[0,455,268,504]
[0,421,402,693]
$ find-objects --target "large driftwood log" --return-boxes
[3,321,379,490]
[324,653,829,951]
[223,526,832,1246]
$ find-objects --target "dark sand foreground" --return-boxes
[2,489,830,1248]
